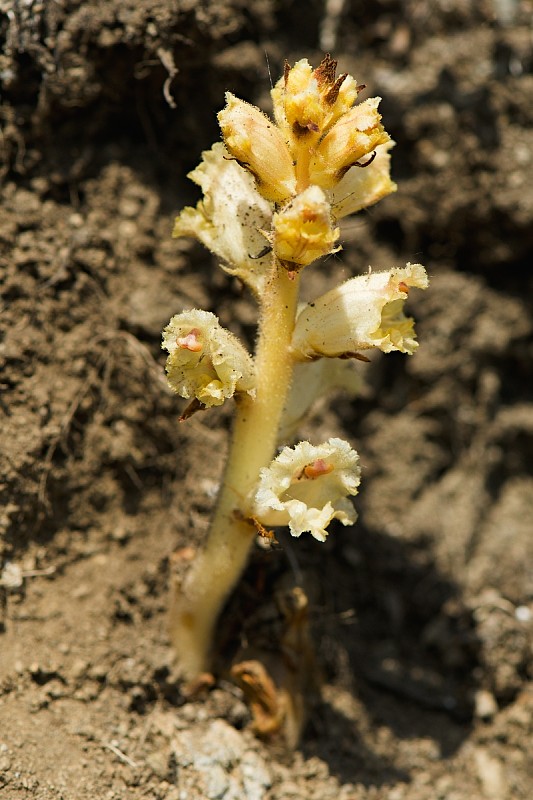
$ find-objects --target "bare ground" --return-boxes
[1,1,532,798]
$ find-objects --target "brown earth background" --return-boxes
[1,1,532,798]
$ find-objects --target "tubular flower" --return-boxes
[253,438,361,542]
[162,310,255,407]
[271,186,340,269]
[292,263,429,360]
[328,141,397,219]
[271,55,361,154]
[309,98,390,189]
[218,93,296,203]
[172,143,273,297]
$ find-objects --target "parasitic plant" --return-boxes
[164,55,428,686]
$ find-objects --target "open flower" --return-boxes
[328,141,397,219]
[309,97,390,189]
[292,263,429,359]
[253,439,361,542]
[162,310,255,407]
[271,186,340,269]
[172,143,274,297]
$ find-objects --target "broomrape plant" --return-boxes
[164,55,428,681]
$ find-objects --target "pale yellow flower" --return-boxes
[328,141,397,219]
[172,143,273,296]
[162,310,255,407]
[253,438,361,542]
[271,186,340,269]
[279,359,362,441]
[292,263,429,359]
[271,55,361,154]
[309,97,390,189]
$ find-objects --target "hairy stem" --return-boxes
[170,260,301,678]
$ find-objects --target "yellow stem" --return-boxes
[169,260,301,678]
[295,144,311,193]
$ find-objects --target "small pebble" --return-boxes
[474,689,498,720]
[515,605,531,622]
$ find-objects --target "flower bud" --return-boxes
[271,55,361,152]
[309,98,390,189]
[253,438,361,542]
[218,93,296,203]
[172,143,273,297]
[292,263,429,359]
[272,186,340,268]
[329,141,397,219]
[162,310,255,407]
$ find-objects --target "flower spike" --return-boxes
[166,56,430,699]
